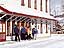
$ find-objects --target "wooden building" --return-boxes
[0,0,57,41]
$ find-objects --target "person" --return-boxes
[34,27,38,40]
[14,25,20,41]
[21,26,26,40]
[32,27,38,40]
[32,28,35,39]
[26,27,31,40]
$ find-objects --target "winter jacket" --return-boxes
[21,27,26,34]
[14,27,19,34]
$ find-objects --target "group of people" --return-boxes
[13,24,38,41]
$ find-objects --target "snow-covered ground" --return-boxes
[0,34,64,48]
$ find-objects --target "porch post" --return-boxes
[10,20,13,40]
[6,21,7,35]
[10,20,12,34]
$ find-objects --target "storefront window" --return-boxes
[0,24,2,32]
[3,24,5,32]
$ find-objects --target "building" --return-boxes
[0,0,57,41]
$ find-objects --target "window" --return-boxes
[46,0,48,12]
[21,0,24,6]
[40,0,42,11]
[34,0,37,9]
[38,25,39,29]
[28,0,31,8]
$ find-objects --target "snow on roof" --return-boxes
[55,18,64,21]
[42,13,55,19]
[0,0,57,20]
[0,5,56,20]
[0,10,3,13]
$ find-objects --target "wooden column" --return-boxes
[10,20,12,34]
[6,21,7,35]
[46,20,48,33]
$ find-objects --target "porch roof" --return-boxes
[0,6,56,21]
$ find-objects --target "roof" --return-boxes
[0,5,56,21]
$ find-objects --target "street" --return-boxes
[0,34,64,48]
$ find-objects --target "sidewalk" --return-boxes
[0,34,64,48]
[0,39,50,48]
[0,36,50,46]
[0,34,60,45]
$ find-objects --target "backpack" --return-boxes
[34,28,38,34]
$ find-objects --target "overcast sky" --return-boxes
[50,0,61,7]
[50,0,62,16]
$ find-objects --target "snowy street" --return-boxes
[0,34,64,48]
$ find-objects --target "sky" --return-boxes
[50,0,61,7]
[50,0,62,16]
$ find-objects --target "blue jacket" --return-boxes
[21,27,26,34]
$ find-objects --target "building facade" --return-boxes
[0,0,57,41]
